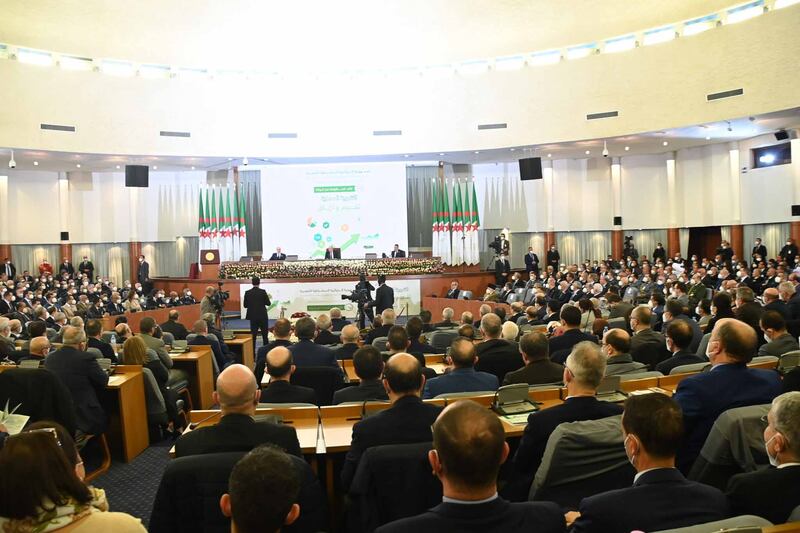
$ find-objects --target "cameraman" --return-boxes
[355,273,375,329]
[201,283,229,321]
[623,237,639,261]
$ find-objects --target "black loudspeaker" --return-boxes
[125,165,149,187]
[776,130,790,141]
[60,231,69,241]
[519,157,543,180]
[792,205,800,217]
[613,216,622,226]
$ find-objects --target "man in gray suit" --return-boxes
[759,311,799,357]
[136,316,173,371]
[607,293,633,321]
[629,306,670,370]
[602,329,647,376]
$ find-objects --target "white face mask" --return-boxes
[763,333,771,344]
[765,433,780,467]
[624,434,636,468]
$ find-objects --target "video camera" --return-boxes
[341,288,369,304]
[212,282,230,313]
[488,234,504,254]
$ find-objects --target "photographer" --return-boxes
[355,273,375,329]
[623,236,639,261]
[200,284,229,321]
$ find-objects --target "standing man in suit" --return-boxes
[259,347,317,405]
[546,244,560,272]
[494,254,510,287]
[355,273,375,329]
[568,394,729,533]
[243,277,271,346]
[673,318,782,471]
[780,238,799,265]
[44,326,109,436]
[373,275,394,315]
[58,258,75,279]
[390,244,406,258]
[726,391,800,524]
[268,247,287,261]
[341,353,443,491]
[78,256,95,281]
[523,247,539,277]
[752,237,767,263]
[2,258,15,280]
[423,338,498,399]
[174,364,301,458]
[445,280,461,299]
[137,255,151,294]
[377,401,565,533]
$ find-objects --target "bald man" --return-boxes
[259,347,317,405]
[174,364,300,458]
[377,401,564,533]
[19,336,50,364]
[601,329,647,376]
[673,318,782,471]
[334,324,361,360]
[763,287,791,321]
[341,353,444,491]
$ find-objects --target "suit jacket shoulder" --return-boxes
[726,465,800,524]
[174,413,301,458]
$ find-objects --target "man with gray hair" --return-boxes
[778,281,800,319]
[726,391,800,524]
[334,324,361,360]
[473,304,492,328]
[44,325,109,435]
[365,308,396,344]
[434,307,456,329]
[475,313,524,383]
[329,307,350,331]
[174,364,300,458]
[0,317,14,358]
[188,318,228,370]
[514,341,623,481]
[314,313,340,345]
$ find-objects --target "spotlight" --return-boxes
[602,141,609,158]
[153,166,158,170]
[547,153,552,158]
[662,141,669,146]
[8,150,16,169]
[705,136,711,140]
[585,150,591,155]
[759,153,776,165]
[76,163,81,168]
[33,161,38,166]
[242,157,249,166]
[624,146,630,151]
[116,165,121,169]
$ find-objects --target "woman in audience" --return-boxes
[578,298,600,334]
[121,336,183,435]
[123,291,142,313]
[0,422,146,531]
[705,292,735,332]
[696,299,712,330]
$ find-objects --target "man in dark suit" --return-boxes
[779,281,800,320]
[406,317,437,355]
[288,317,341,371]
[759,310,800,357]
[423,338,498,399]
[629,305,671,370]
[0,292,14,315]
[377,401,565,533]
[188,319,230,370]
[390,244,406,258]
[494,254,510,287]
[137,255,151,293]
[673,318,782,471]
[333,346,389,404]
[85,319,117,363]
[175,364,301,457]
[329,307,350,331]
[333,325,360,360]
[78,256,94,281]
[268,247,287,261]
[364,309,394,345]
[254,318,293,385]
[243,277,271,346]
[314,314,340,345]
[549,305,597,364]
[341,353,443,491]
[569,394,729,533]
[661,299,703,353]
[503,331,564,386]
[726,391,800,524]
[546,245,560,272]
[160,309,189,341]
[59,259,75,279]
[602,329,647,376]
[734,286,764,345]
[2,258,15,280]
[474,313,524,383]
[762,288,791,321]
[44,326,109,435]
[445,280,461,299]
[260,346,317,404]
[433,307,457,329]
[523,247,539,277]
[751,237,767,263]
[106,293,125,316]
[656,320,705,375]
[373,275,394,315]
[514,341,621,478]
[324,246,340,260]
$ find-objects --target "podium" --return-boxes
[199,249,220,279]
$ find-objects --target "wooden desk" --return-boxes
[100,303,202,334]
[341,358,448,382]
[102,366,149,462]
[226,335,255,370]
[422,297,511,323]
[657,372,694,392]
[172,347,215,409]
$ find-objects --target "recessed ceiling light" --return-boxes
[474,151,480,154]
[662,141,669,146]
[403,154,409,158]
[33,161,38,166]
[227,158,232,161]
[547,153,552,158]
[585,150,591,155]
[705,136,711,140]
[624,146,630,151]
[115,165,120,169]
[153,165,158,170]
[191,166,195,170]
[439,153,445,156]
[509,148,515,151]
[76,163,81,168]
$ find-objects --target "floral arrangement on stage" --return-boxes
[219,258,444,279]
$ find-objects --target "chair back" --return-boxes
[290,366,345,406]
[696,332,712,356]
[651,514,773,533]
[461,290,473,300]
[161,331,175,346]
[434,391,496,402]
[100,331,115,343]
[97,358,112,372]
[531,415,634,508]
[506,294,518,304]
[141,366,168,424]
[779,350,800,373]
[619,371,664,381]
[371,336,388,349]
[347,442,441,533]
[149,451,326,533]
[670,362,711,375]
[428,329,459,352]
[606,317,627,330]
[0,368,77,436]
[85,347,103,359]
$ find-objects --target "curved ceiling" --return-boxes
[2,0,736,70]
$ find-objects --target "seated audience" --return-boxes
[460,311,474,326]
[629,305,669,370]
[159,310,189,341]
[341,353,443,491]
[726,391,800,524]
[20,335,50,364]
[255,317,293,384]
[434,307,457,329]
[288,317,339,369]
[501,321,519,343]
[333,324,361,360]
[569,393,729,532]
[514,341,622,478]
[502,331,564,386]
[85,319,117,363]
[458,323,475,340]
[656,320,705,375]
[762,287,791,321]
[549,305,597,364]
[220,445,302,533]
[602,329,647,376]
[329,307,350,331]
[175,364,300,457]
[314,314,340,345]
[188,319,229,371]
[333,346,389,404]
[44,326,109,436]
[377,401,564,533]
[0,423,146,531]
[406,317,436,354]
[662,299,703,353]
[419,309,435,333]
[474,313,523,383]
[365,309,396,344]
[473,304,492,328]
[705,291,735,333]
[136,317,174,372]
[508,301,525,324]
[260,346,317,405]
[423,338,498,399]
[758,310,799,357]
[673,318,782,471]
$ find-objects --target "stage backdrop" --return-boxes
[239,279,421,320]
[259,163,408,259]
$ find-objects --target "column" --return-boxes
[129,242,142,283]
[57,174,71,263]
[0,175,9,263]
[665,154,680,257]
[791,138,800,242]
[611,157,623,258]
[543,160,556,254]
[730,224,744,259]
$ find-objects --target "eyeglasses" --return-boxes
[8,426,61,446]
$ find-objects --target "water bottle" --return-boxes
[110,333,117,353]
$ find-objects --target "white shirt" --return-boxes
[778,462,800,469]
[633,467,676,484]
[442,493,498,505]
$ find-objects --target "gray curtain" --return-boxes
[510,232,546,269]
[743,223,789,262]
[9,245,60,276]
[141,237,199,278]
[71,243,131,284]
[624,229,668,261]
[556,231,612,266]
[239,170,263,255]
[406,166,437,249]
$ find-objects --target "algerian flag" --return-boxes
[451,179,464,265]
[238,186,248,256]
[230,186,240,260]
[431,178,440,259]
